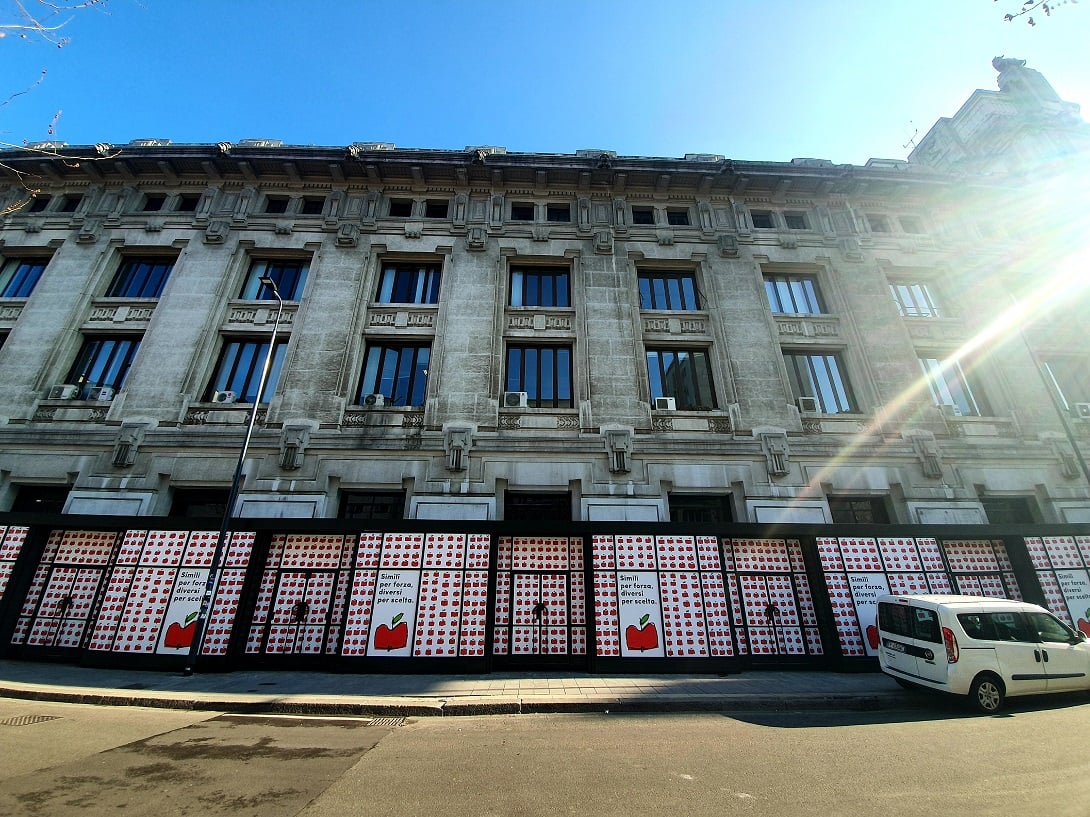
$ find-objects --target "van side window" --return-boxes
[1025,611,1075,643]
[957,613,995,640]
[913,609,940,643]
[879,602,941,643]
[983,612,1034,643]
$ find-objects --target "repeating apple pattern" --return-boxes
[0,525,28,605]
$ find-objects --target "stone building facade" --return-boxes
[0,62,1087,529]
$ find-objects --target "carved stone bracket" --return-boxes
[907,430,943,478]
[112,420,155,468]
[336,223,359,247]
[466,226,487,252]
[717,234,739,257]
[279,421,315,470]
[602,426,633,473]
[443,423,475,471]
[758,429,790,477]
[594,229,613,254]
[203,221,230,244]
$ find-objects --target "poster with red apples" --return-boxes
[366,570,420,656]
[846,572,891,656]
[156,568,208,654]
[617,571,665,657]
[1054,569,1090,635]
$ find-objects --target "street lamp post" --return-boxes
[183,275,283,675]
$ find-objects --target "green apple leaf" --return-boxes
[640,613,650,626]
[392,613,404,626]
[185,611,199,625]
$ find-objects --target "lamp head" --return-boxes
[258,275,280,296]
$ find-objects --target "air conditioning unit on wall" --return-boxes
[47,384,78,400]
[796,396,820,414]
[654,396,677,411]
[363,393,386,407]
[211,390,238,404]
[503,391,528,408]
[88,386,114,401]
[1073,402,1090,420]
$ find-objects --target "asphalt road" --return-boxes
[1,694,1088,817]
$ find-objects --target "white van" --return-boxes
[876,594,1090,713]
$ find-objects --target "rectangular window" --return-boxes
[505,491,572,521]
[241,259,309,301]
[829,496,890,524]
[890,282,941,317]
[106,257,174,298]
[646,347,716,410]
[510,202,534,221]
[784,211,808,230]
[639,270,700,311]
[358,342,430,407]
[67,336,141,395]
[300,197,325,215]
[546,203,571,223]
[764,273,824,314]
[510,266,570,307]
[783,351,857,414]
[917,355,990,417]
[176,195,201,212]
[669,494,733,523]
[142,195,166,212]
[0,257,48,298]
[666,208,690,226]
[981,496,1037,524]
[750,210,774,229]
[631,206,655,225]
[58,195,82,213]
[424,200,449,219]
[506,344,573,408]
[866,214,891,233]
[339,491,405,520]
[208,337,287,403]
[264,196,289,214]
[899,215,925,234]
[376,263,441,304]
[1043,358,1090,410]
[388,199,413,218]
[28,197,51,213]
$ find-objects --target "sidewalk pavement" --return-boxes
[0,659,915,716]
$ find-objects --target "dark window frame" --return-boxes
[206,335,288,404]
[505,343,574,409]
[387,199,413,218]
[829,496,891,524]
[764,273,825,315]
[783,350,858,414]
[666,208,691,226]
[510,266,571,308]
[917,354,990,417]
[240,258,310,301]
[750,210,774,229]
[510,202,535,221]
[67,335,142,395]
[105,256,175,299]
[638,269,701,311]
[375,263,442,305]
[0,257,49,298]
[646,346,717,410]
[357,342,431,407]
[890,282,942,318]
[339,490,406,520]
[631,206,655,225]
[424,200,449,219]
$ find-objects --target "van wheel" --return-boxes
[969,674,1005,714]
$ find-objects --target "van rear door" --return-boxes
[877,601,919,679]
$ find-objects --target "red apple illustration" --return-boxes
[373,613,409,651]
[625,614,659,651]
[1078,609,1090,638]
[866,624,880,650]
[164,611,199,649]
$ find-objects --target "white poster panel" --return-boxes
[618,571,665,657]
[366,570,421,656]
[156,568,210,654]
[847,572,892,656]
[1055,569,1090,637]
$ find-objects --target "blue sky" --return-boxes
[1,0,1088,165]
